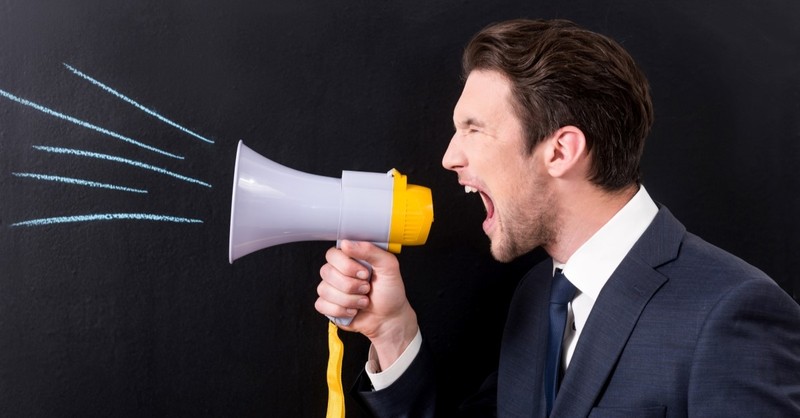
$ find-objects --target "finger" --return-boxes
[319,263,371,295]
[325,246,372,280]
[314,297,358,319]
[317,280,370,311]
[338,240,398,274]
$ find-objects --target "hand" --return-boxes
[316,240,419,369]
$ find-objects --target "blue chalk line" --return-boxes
[11,213,203,227]
[64,63,215,144]
[0,87,184,160]
[33,145,212,188]
[12,172,148,194]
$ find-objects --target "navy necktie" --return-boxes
[545,269,576,416]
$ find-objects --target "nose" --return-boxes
[441,133,465,172]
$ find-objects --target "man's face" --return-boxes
[442,70,557,262]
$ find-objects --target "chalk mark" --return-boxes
[33,145,212,188]
[11,213,203,227]
[64,63,215,144]
[0,87,184,160]
[12,172,148,194]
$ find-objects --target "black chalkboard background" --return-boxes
[1,1,798,416]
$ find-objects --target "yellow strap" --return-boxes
[326,321,346,418]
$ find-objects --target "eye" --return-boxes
[454,127,476,136]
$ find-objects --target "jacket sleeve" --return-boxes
[457,370,498,418]
[351,341,502,417]
[352,341,438,418]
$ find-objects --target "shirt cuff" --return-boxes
[364,328,422,391]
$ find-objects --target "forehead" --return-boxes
[453,70,516,126]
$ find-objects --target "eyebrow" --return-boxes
[453,117,486,129]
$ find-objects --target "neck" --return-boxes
[545,183,639,264]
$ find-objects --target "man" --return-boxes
[315,19,800,417]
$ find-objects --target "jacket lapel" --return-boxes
[551,207,685,417]
[498,261,552,417]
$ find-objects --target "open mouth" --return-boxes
[465,185,496,233]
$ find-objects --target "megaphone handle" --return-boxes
[326,258,373,327]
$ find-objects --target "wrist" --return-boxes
[369,305,418,371]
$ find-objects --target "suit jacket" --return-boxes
[354,206,800,417]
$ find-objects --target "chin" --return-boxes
[490,228,541,263]
[489,241,518,263]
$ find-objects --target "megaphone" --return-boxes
[228,140,434,319]
[228,140,433,416]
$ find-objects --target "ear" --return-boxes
[544,125,587,178]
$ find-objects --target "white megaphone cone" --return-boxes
[228,140,434,324]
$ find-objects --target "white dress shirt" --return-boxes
[366,186,659,389]
[557,186,658,368]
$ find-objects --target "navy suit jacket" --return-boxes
[354,206,800,417]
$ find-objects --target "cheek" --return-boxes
[504,165,547,208]
[497,158,535,188]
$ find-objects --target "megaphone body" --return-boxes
[228,141,433,324]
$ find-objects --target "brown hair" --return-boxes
[463,19,653,190]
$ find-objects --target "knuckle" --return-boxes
[319,263,330,278]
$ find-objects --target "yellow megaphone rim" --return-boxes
[387,169,434,253]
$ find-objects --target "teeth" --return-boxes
[464,185,478,193]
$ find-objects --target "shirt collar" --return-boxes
[555,185,659,300]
